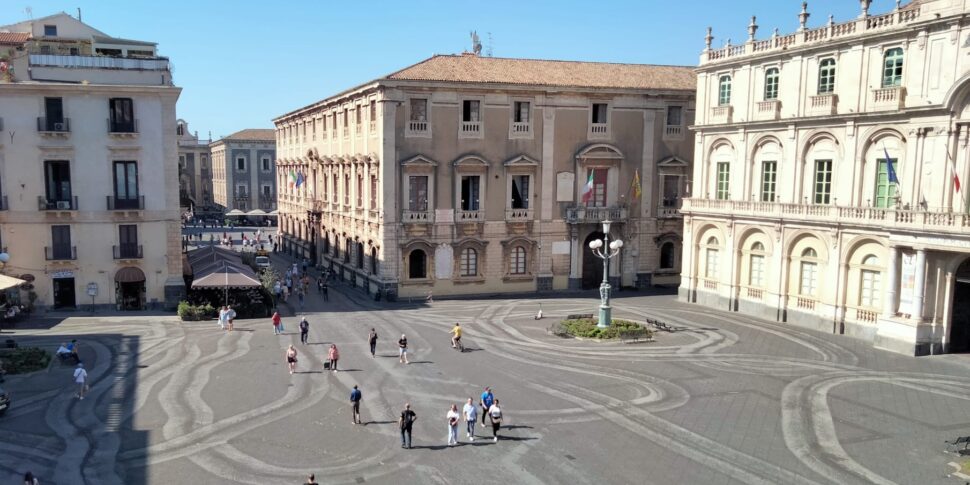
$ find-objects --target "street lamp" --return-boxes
[588,220,623,328]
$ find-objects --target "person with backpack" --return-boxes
[299,317,309,344]
[487,399,503,442]
[368,328,378,357]
[446,404,460,446]
[73,363,88,400]
[350,385,362,424]
[399,403,417,449]
[480,387,494,427]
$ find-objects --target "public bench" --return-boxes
[617,328,651,343]
[946,436,970,455]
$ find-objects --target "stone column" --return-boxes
[568,226,581,290]
[912,248,927,322]
[883,245,899,318]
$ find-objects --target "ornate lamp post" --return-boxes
[588,220,623,328]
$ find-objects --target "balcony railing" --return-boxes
[38,195,78,211]
[45,245,77,261]
[665,125,684,137]
[408,120,428,133]
[710,106,733,124]
[755,100,781,121]
[108,118,139,134]
[456,209,484,222]
[37,117,70,133]
[565,205,629,224]
[402,210,432,223]
[511,122,531,135]
[107,195,144,210]
[658,206,682,218]
[590,123,608,135]
[460,121,481,135]
[29,54,170,71]
[113,244,143,259]
[808,94,837,116]
[682,198,970,237]
[505,208,533,222]
[872,86,905,110]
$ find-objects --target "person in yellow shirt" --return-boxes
[450,323,463,351]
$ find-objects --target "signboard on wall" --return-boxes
[435,209,454,224]
[556,172,575,202]
[552,241,571,255]
[51,270,74,279]
[898,250,916,315]
[434,244,453,280]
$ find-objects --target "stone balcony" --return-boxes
[681,198,970,237]
[754,100,781,121]
[402,210,433,224]
[710,106,733,124]
[872,86,905,111]
[505,208,533,222]
[565,205,629,224]
[808,94,837,116]
[455,209,484,222]
[657,206,682,219]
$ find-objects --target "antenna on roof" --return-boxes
[77,7,82,22]
[24,7,33,19]
[486,32,493,57]
[469,31,482,56]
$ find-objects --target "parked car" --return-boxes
[255,255,271,271]
[0,387,10,416]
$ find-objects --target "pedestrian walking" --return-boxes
[23,471,39,485]
[73,363,88,400]
[350,385,362,424]
[299,317,309,344]
[480,387,494,427]
[398,334,409,364]
[305,473,319,485]
[302,258,309,274]
[282,285,290,303]
[285,345,298,374]
[447,404,460,446]
[317,277,324,295]
[272,311,282,335]
[488,399,503,442]
[399,403,417,449]
[226,305,236,332]
[217,305,227,330]
[368,328,378,357]
[321,281,329,301]
[327,344,340,372]
[462,397,477,441]
[298,289,304,310]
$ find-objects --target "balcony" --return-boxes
[506,208,533,222]
[107,195,145,210]
[407,120,429,136]
[565,205,629,224]
[754,100,781,121]
[30,54,169,71]
[589,123,609,139]
[108,118,139,136]
[460,121,482,137]
[664,125,684,139]
[113,244,143,259]
[710,106,733,124]
[38,196,78,211]
[658,206,682,218]
[808,94,837,116]
[37,117,71,135]
[45,245,77,261]
[402,210,433,224]
[511,122,531,137]
[456,209,484,222]
[681,198,970,237]
[872,86,905,111]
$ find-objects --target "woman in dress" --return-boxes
[285,345,298,374]
[328,344,340,372]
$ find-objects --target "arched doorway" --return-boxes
[115,266,146,311]
[582,232,605,290]
[951,259,970,352]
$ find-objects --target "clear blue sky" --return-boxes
[2,1,891,139]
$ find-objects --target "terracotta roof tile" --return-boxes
[384,54,695,91]
[221,128,275,142]
[0,32,30,45]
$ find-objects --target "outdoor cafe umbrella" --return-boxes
[247,209,267,216]
[225,209,246,216]
[0,274,26,291]
[191,260,261,307]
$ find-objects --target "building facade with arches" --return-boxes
[682,0,970,355]
[273,53,695,300]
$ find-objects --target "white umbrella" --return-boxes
[225,209,246,216]
[247,209,267,216]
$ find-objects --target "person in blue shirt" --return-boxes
[479,387,494,427]
[350,385,362,424]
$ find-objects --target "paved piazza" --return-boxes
[3,276,970,484]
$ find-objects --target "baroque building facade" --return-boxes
[177,119,216,216]
[0,12,184,310]
[274,54,694,300]
[210,129,277,215]
[681,0,970,355]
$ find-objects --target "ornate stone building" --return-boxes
[681,0,970,355]
[274,53,694,300]
[177,119,215,215]
[210,129,277,215]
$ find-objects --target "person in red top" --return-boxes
[272,311,282,335]
[328,344,340,372]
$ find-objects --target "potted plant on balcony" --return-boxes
[0,55,14,83]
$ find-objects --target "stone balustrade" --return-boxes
[565,205,629,224]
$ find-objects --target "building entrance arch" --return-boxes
[582,231,606,290]
[950,258,970,353]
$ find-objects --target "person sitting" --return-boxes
[56,342,74,363]
[64,339,80,364]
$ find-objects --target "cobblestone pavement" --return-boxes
[2,267,970,484]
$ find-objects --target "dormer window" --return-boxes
[44,25,57,37]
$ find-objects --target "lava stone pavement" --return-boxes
[3,273,970,484]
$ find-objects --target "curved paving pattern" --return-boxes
[2,287,970,484]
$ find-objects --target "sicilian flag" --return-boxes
[885,146,899,185]
[581,169,595,204]
[632,169,642,199]
[949,151,962,193]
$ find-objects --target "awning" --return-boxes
[225,209,246,216]
[247,209,267,216]
[115,266,146,283]
[0,274,26,291]
[191,261,261,289]
[268,210,279,215]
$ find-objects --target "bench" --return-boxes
[645,318,674,332]
[946,436,970,455]
[618,328,651,343]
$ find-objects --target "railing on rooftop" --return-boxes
[29,54,170,70]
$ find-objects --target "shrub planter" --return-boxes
[0,347,52,374]
[548,318,653,342]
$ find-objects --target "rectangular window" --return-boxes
[236,184,247,197]
[355,105,362,125]
[332,174,339,203]
[760,161,777,202]
[408,176,428,211]
[462,100,480,122]
[410,99,427,121]
[261,157,271,171]
[262,185,271,197]
[44,25,57,36]
[113,161,138,203]
[51,225,71,259]
[666,106,682,126]
[764,69,780,100]
[460,175,481,211]
[44,160,72,203]
[813,160,832,204]
[460,249,477,277]
[370,175,378,210]
[662,174,681,207]
[344,174,350,205]
[718,76,732,105]
[705,248,718,278]
[44,97,64,129]
[343,111,348,127]
[716,162,730,200]
[860,270,881,307]
[750,255,764,287]
[591,103,608,124]
[800,262,818,296]
[370,102,377,121]
[818,60,836,94]
[236,157,245,171]
[513,101,530,123]
[587,168,608,207]
[511,175,530,209]
[119,224,138,257]
[109,98,135,132]
[356,175,364,207]
[874,158,898,208]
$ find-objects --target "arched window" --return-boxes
[705,236,719,279]
[749,242,766,287]
[660,242,676,269]
[882,48,903,88]
[408,250,427,279]
[322,234,330,254]
[356,242,365,269]
[818,58,836,94]
[764,68,779,100]
[799,247,819,296]
[460,248,478,277]
[345,238,352,263]
[859,255,881,308]
[718,75,732,105]
[370,247,378,274]
[510,246,527,275]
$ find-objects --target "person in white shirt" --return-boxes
[462,397,478,441]
[446,404,460,446]
[217,306,227,330]
[73,363,88,400]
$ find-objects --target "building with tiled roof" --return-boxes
[273,51,696,301]
[222,128,276,141]
[210,129,277,215]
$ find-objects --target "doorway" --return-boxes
[582,232,605,290]
[53,277,76,309]
[951,259,970,353]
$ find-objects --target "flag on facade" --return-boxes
[632,169,642,199]
[581,169,595,204]
[948,150,962,192]
[288,169,297,188]
[885,146,899,185]
[296,170,305,188]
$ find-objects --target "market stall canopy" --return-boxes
[247,209,267,216]
[0,273,26,291]
[225,209,246,216]
[191,260,261,289]
[187,246,241,267]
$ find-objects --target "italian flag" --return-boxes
[950,156,962,192]
[581,170,595,204]
[289,169,297,188]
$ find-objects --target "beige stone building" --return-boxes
[0,12,183,310]
[273,54,694,300]
[177,119,216,215]
[210,129,277,215]
[681,0,970,355]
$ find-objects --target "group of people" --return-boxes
[217,306,237,332]
[281,315,341,375]
[404,387,504,449]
